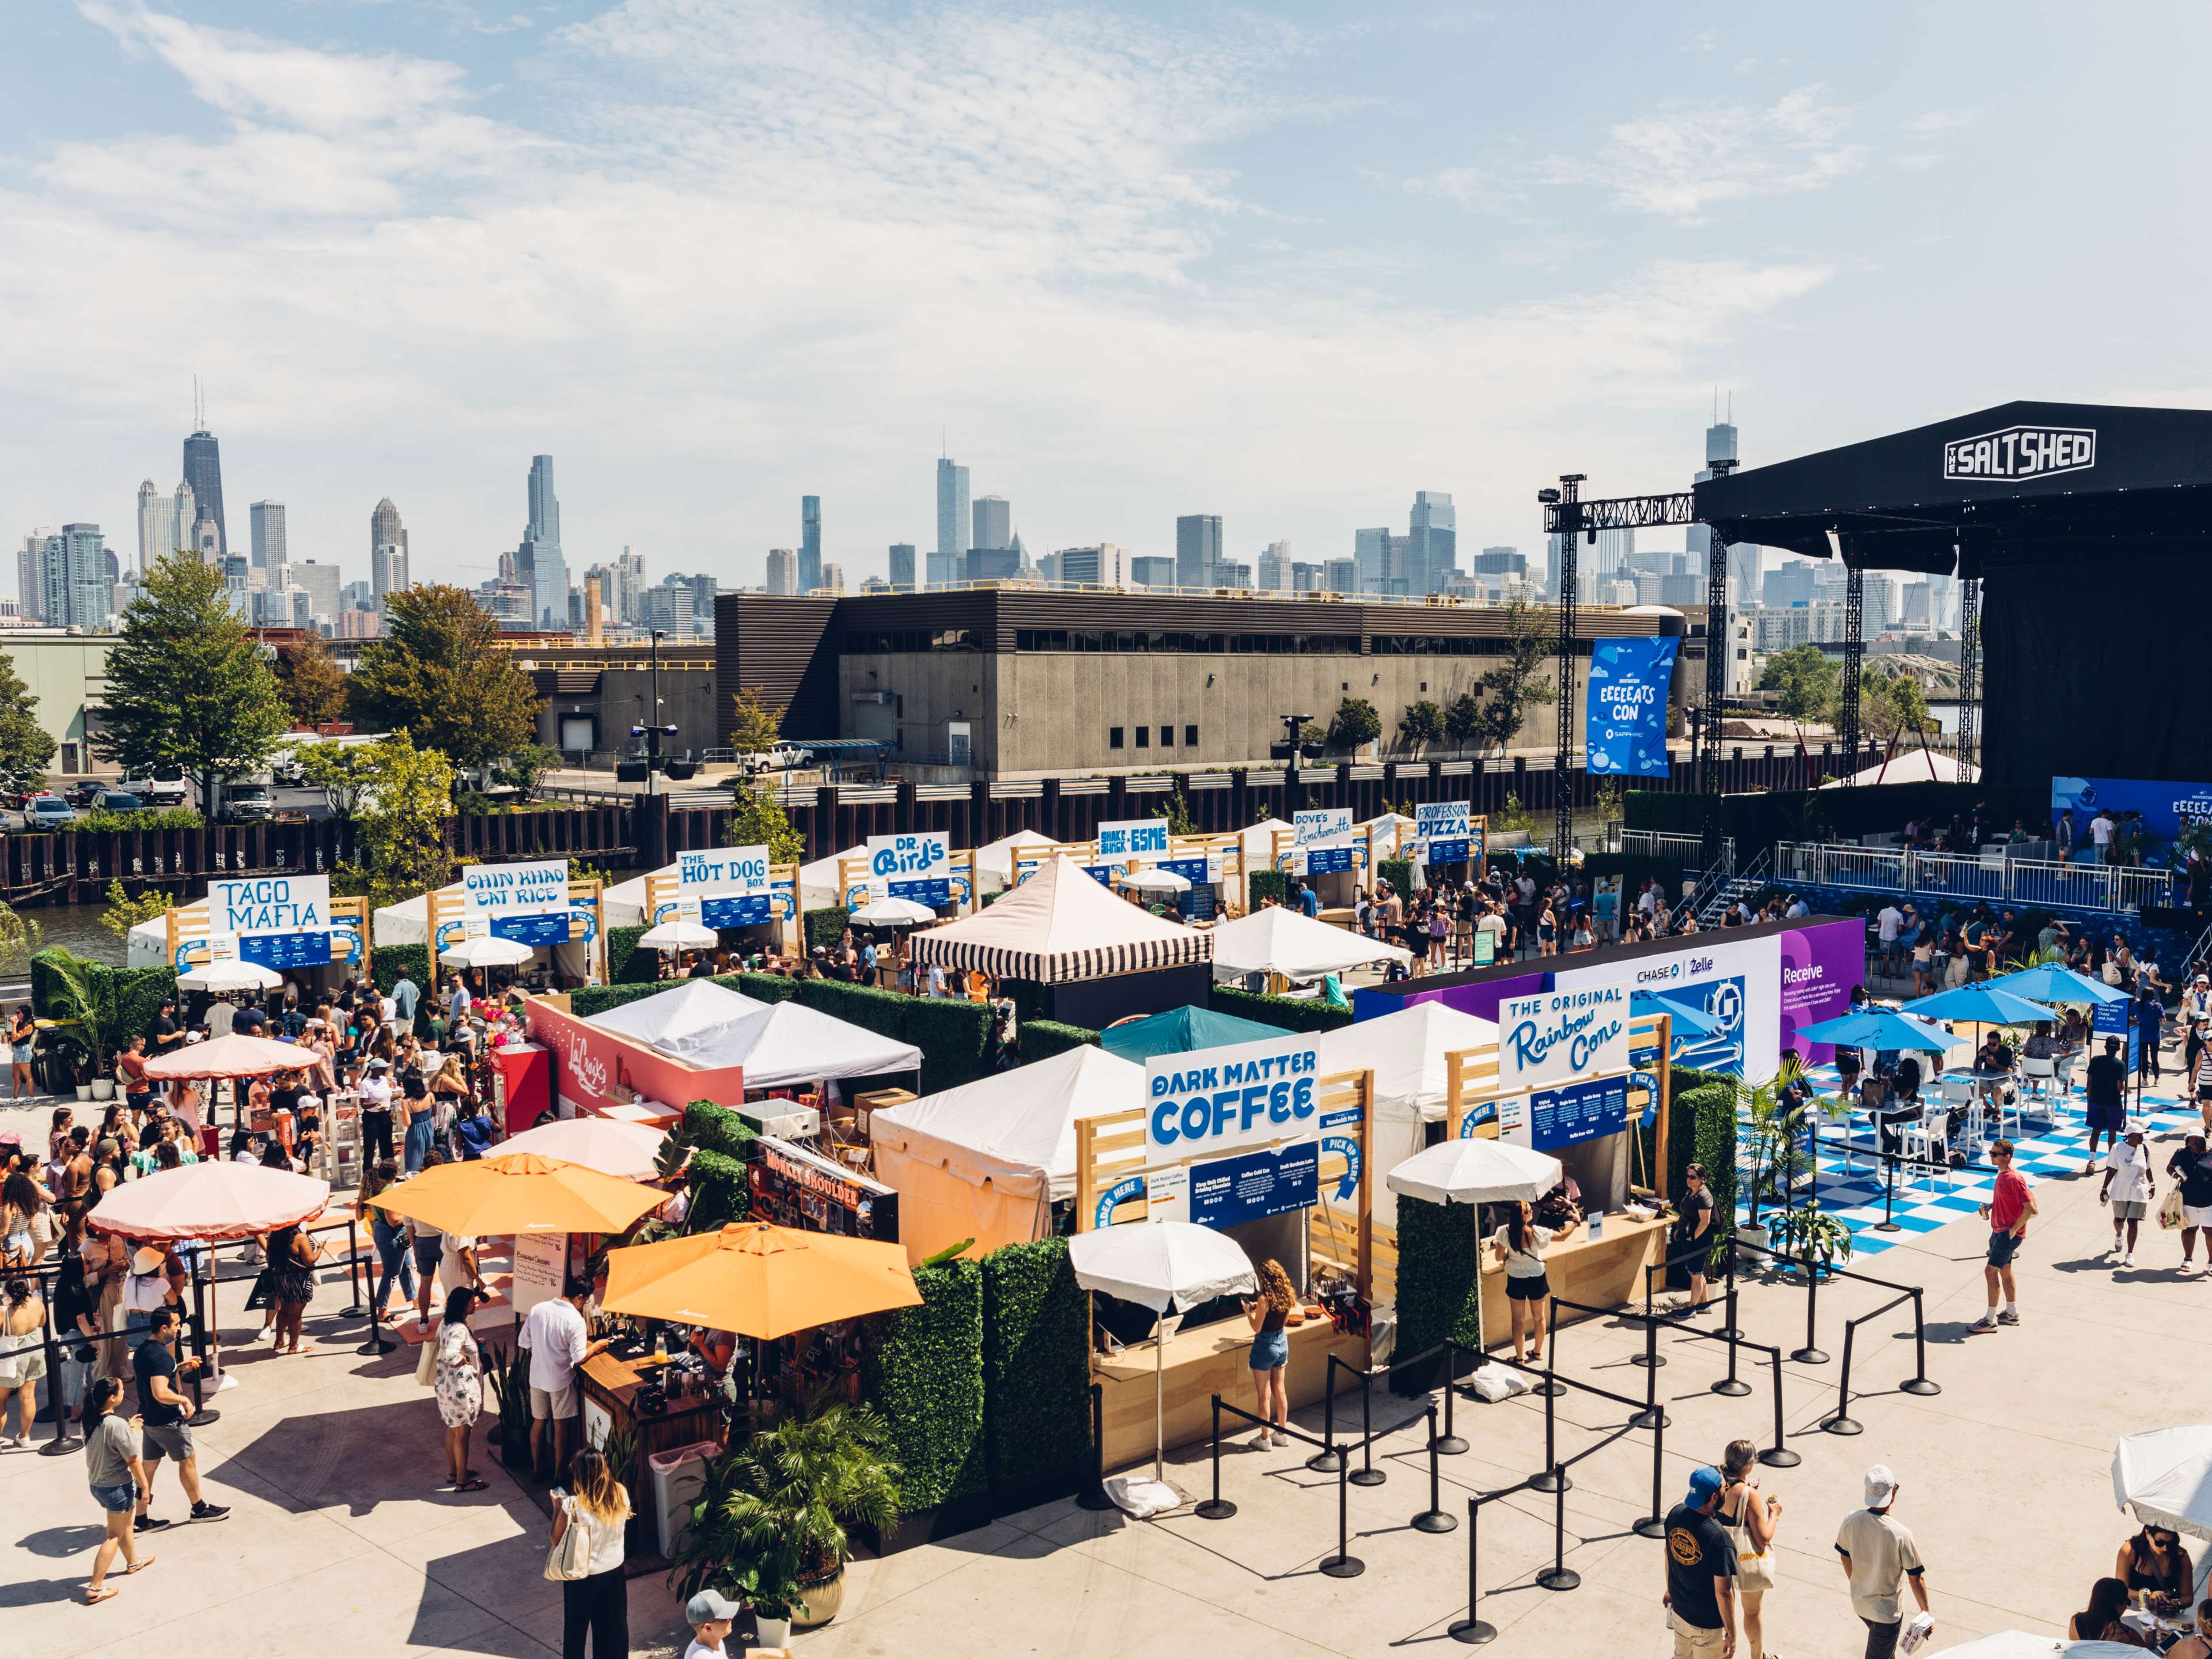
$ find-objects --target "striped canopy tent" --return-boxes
[907,853,1212,983]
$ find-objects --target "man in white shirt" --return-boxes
[2099,1123,2154,1267]
[2090,810,2116,861]
[1876,902,1905,975]
[519,1276,611,1479]
[206,993,236,1039]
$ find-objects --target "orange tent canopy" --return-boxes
[370,1152,666,1237]
[601,1221,921,1339]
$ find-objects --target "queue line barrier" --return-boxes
[1197,1394,1396,1577]
[1727,1235,1933,1373]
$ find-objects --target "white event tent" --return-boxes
[586,987,921,1091]
[908,854,1211,983]
[586,980,768,1050]
[1820,749,1980,789]
[869,1043,1147,1263]
[975,830,1058,892]
[1313,1002,1500,1226]
[1209,905,1411,984]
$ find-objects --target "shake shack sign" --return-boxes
[1942,423,2096,482]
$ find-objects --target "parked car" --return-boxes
[24,795,76,829]
[65,780,105,808]
[97,791,145,812]
[116,775,190,808]
[223,785,275,824]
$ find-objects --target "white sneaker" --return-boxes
[2124,1251,2136,1267]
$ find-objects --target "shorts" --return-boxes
[90,1482,138,1515]
[1248,1329,1289,1371]
[0,1346,47,1388]
[412,1236,444,1275]
[1669,1609,1725,1656]
[1505,1272,1551,1302]
[10,1043,31,1065]
[2185,1204,2212,1229]
[1986,1229,2023,1268]
[140,1420,194,1464]
[2112,1199,2149,1221]
[529,1382,578,1421]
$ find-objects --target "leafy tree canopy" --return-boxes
[0,646,55,795]
[346,585,540,771]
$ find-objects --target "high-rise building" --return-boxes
[181,416,228,560]
[249,500,287,570]
[964,547,1021,581]
[1129,556,1174,588]
[821,562,845,593]
[1324,556,1358,593]
[29,524,114,629]
[1409,491,1457,594]
[135,481,182,575]
[1291,561,1323,592]
[524,456,565,628]
[685,573,717,631]
[800,495,823,593]
[1687,409,1759,604]
[1215,561,1253,590]
[372,542,409,601]
[18,531,50,622]
[173,480,194,561]
[1474,546,1525,576]
[765,548,797,596]
[290,559,342,622]
[1354,527,1394,593]
[615,547,645,624]
[934,457,969,588]
[972,495,1012,555]
[643,576,696,634]
[1590,528,1635,588]
[1056,544,1120,586]
[888,543,916,588]
[1175,514,1221,588]
[1256,541,1290,593]
[370,498,407,576]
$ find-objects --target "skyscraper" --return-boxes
[1175,514,1221,588]
[371,498,406,573]
[250,500,287,570]
[289,559,342,622]
[136,480,180,575]
[1409,491,1457,594]
[934,457,969,588]
[1591,528,1635,588]
[1057,544,1120,586]
[173,480,195,562]
[800,496,823,592]
[523,455,565,629]
[616,547,645,623]
[765,548,797,596]
[1687,406,1756,603]
[32,525,113,629]
[888,543,916,588]
[1256,541,1290,593]
[971,495,1011,555]
[1354,526,1393,593]
[372,541,410,602]
[182,421,228,560]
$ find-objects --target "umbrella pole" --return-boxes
[1154,1321,1166,1486]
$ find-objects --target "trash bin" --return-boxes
[649,1440,719,1561]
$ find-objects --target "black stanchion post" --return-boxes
[1761,1347,1801,1468]
[1448,1498,1495,1643]
[1824,1319,1862,1435]
[356,1218,394,1356]
[1308,1358,1343,1473]
[1630,1263,1665,1368]
[1320,1453,1365,1578]
[1631,1317,1667,1431]
[1350,1365,1385,1487]
[1077,1381,1115,1510]
[185,1257,219,1427]
[340,1219,367,1317]
[1792,1251,1828,1365]
[1412,1403,1455,1533]
[1633,1397,1666,1539]
[1712,1287,1751,1397]
[1531,1372,1569,1494]
[1715,1236,1739,1341]
[1535,1469,1580,1591]
[1196,1395,1236,1520]
[1900,1290,1941,1397]
[1435,1343,1467,1456]
[1530,1300,1562,1397]
[1874,1146,1903,1233]
[38,1264,81,1454]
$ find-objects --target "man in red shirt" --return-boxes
[1971,1139,2037,1333]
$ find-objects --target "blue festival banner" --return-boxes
[1188,1142,1320,1229]
[701,895,772,929]
[1585,637,1679,777]
[493,913,573,948]
[240,931,333,971]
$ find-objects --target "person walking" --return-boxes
[1835,1464,1929,1658]
[1971,1139,2036,1333]
[2084,1036,2128,1176]
[1241,1257,1294,1448]
[2170,1134,2212,1271]
[1661,1465,1739,1658]
[79,1377,152,1604]
[131,1306,229,1529]
[1668,1163,1716,1316]
[2139,983,2166,1084]
[433,1286,490,1491]
[1489,1200,1554,1365]
[0,1274,47,1446]
[1718,1439,1779,1659]
[357,1160,415,1328]
[552,1445,632,1659]
[2100,1122,2154,1267]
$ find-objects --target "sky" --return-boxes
[5,1,2210,595]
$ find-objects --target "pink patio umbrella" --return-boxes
[142,1033,315,1081]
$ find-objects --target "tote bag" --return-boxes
[544,1501,594,1582]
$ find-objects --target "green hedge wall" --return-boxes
[1377,857,1413,895]
[1393,1194,1483,1364]
[1022,1020,1100,1060]
[803,907,850,951]
[1668,1066,1740,1275]
[373,943,429,1003]
[680,1100,756,1230]
[1247,869,1288,910]
[897,996,993,1092]
[864,1258,987,1514]
[566,980,670,1019]
[605,924,654,985]
[980,1238,1090,1503]
[1209,983,1355,1033]
[30,948,179,1054]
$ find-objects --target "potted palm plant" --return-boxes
[481,1338,533,1471]
[46,954,111,1101]
[1770,1205,1854,1276]
[1734,1061,1811,1252]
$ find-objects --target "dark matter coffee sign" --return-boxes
[1942,424,2096,482]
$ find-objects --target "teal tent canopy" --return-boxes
[1100,1005,1285,1065]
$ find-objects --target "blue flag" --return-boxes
[1585,637,1679,777]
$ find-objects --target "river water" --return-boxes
[17,903,129,967]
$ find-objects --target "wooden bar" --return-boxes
[1474,1211,1671,1347]
[1097,1313,1366,1469]
[578,1347,723,1472]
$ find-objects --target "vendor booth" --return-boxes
[157,874,372,991]
[638,847,801,961]
[1310,1002,1499,1229]
[1209,904,1412,988]
[520,993,749,1130]
[423,859,609,987]
[583,978,921,1093]
[1008,825,1250,923]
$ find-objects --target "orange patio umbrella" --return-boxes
[369,1152,667,1237]
[601,1221,921,1339]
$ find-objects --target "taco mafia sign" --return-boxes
[1942,423,2096,483]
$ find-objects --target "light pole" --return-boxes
[628,629,676,796]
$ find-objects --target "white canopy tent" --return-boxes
[589,993,921,1090]
[798,844,874,914]
[908,854,1211,983]
[1821,749,1981,789]
[1209,906,1412,984]
[587,980,768,1050]
[1313,1003,1499,1226]
[371,881,611,981]
[975,829,1058,892]
[868,1044,1146,1263]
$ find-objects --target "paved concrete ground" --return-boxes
[3,1097,2198,1657]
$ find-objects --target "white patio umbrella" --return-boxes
[1069,1221,1256,1516]
[1385,1139,1563,1207]
[1929,1635,2138,1658]
[440,934,535,968]
[1119,866,1191,896]
[849,896,937,927]
[498,1115,669,1180]
[177,960,284,994]
[637,918,718,952]
[2113,1425,2212,1539]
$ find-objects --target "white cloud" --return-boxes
[1903,108,1980,136]
[1555,85,1866,223]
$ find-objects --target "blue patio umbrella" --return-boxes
[1793,1006,1954,1053]
[1099,1005,1283,1065]
[1982,963,2131,1007]
[1898,983,2058,1027]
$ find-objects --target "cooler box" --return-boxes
[650,1440,719,1560]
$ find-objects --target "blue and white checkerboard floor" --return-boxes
[1736,1063,2202,1259]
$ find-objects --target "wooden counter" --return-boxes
[1475,1211,1671,1348]
[579,1348,725,1472]
[1096,1313,1367,1471]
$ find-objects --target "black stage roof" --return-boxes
[1693,400,2212,577]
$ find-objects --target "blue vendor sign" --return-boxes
[1527,1075,1630,1152]
[1585,637,1679,778]
[1189,1142,1319,1229]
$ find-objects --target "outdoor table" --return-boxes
[578,1346,724,1472]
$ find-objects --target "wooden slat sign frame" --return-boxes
[643,862,802,955]
[1441,1012,1673,1198]
[165,893,373,983]
[427,878,608,986]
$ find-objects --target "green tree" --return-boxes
[729,687,787,753]
[1153,789,1196,836]
[99,879,173,944]
[93,551,289,812]
[297,743,376,819]
[0,646,55,794]
[724,785,805,865]
[346,585,540,773]
[494,743,562,800]
[274,631,348,729]
[1328,697,1382,751]
[1858,666,1931,741]
[1443,691,1484,751]
[1472,599,1557,749]
[326,733,457,909]
[1758,643,1839,721]
[1397,699,1444,749]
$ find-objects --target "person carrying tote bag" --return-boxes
[548,1446,630,1659]
[1719,1439,1781,1659]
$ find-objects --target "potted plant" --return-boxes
[45,955,112,1101]
[1769,1206,1854,1277]
[481,1338,533,1470]
[1734,1060,1812,1251]
[669,1448,806,1648]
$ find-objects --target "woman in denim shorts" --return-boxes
[81,1377,151,1603]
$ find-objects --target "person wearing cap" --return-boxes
[2084,1035,2130,1176]
[684,1589,742,1659]
[1836,1464,1927,1658]
[358,1055,395,1166]
[1661,1464,1738,1657]
[1971,1139,2036,1334]
[2100,1120,2156,1268]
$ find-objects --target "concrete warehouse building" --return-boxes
[716,587,1697,778]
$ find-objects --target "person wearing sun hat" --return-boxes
[2100,1120,2156,1268]
[1661,1464,1738,1657]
